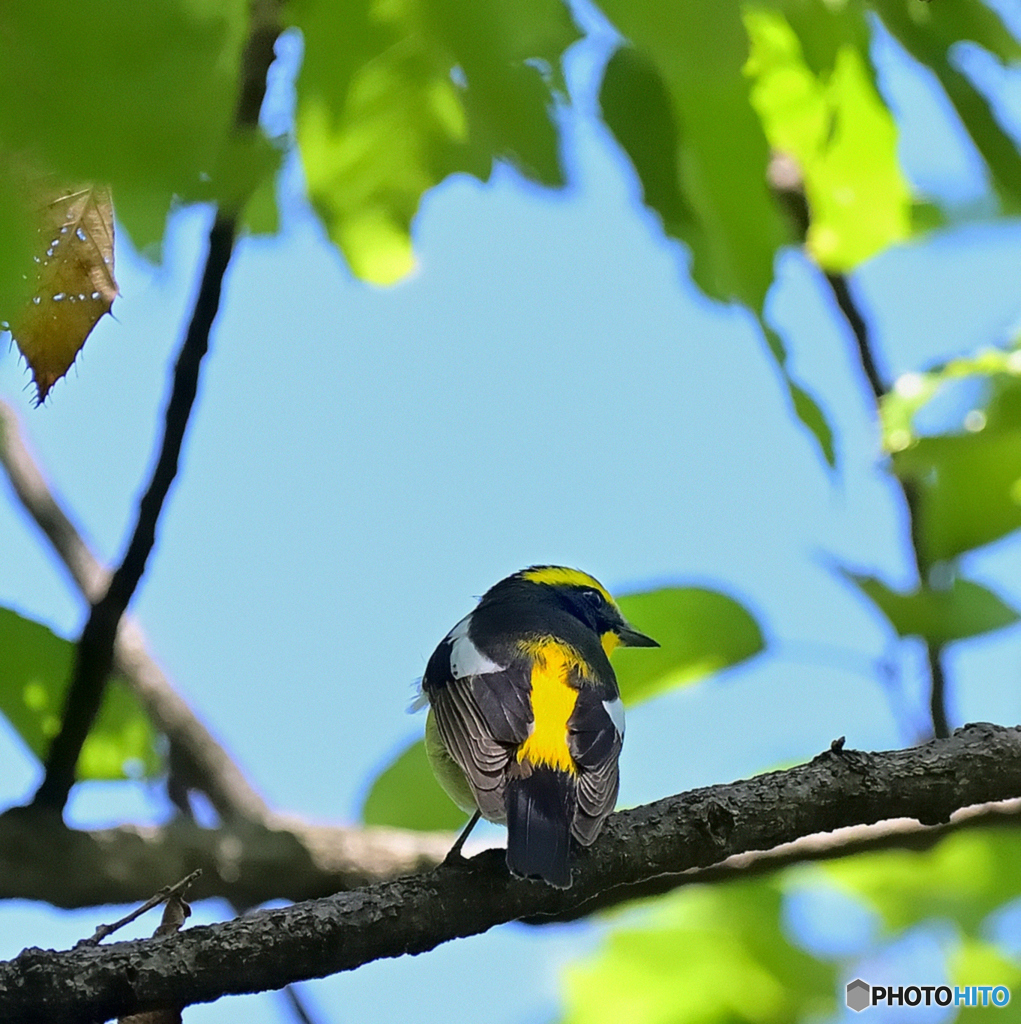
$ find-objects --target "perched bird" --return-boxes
[418,566,658,887]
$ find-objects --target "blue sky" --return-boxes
[3,12,1021,1024]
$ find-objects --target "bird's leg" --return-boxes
[443,809,482,865]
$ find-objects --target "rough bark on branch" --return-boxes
[3,723,1020,1024]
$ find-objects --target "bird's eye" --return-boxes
[581,588,604,606]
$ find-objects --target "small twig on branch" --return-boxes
[3,723,1021,1024]
[76,870,202,948]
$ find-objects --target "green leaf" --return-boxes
[561,880,835,1024]
[0,0,249,250]
[291,0,576,284]
[0,162,38,324]
[893,430,1021,563]
[787,375,836,468]
[825,828,1021,937]
[361,737,468,832]
[758,323,836,468]
[746,7,912,270]
[950,939,1021,1018]
[871,0,1021,212]
[775,0,872,80]
[597,0,787,311]
[878,351,1021,560]
[615,588,764,706]
[0,608,161,780]
[842,571,1019,644]
[241,172,281,237]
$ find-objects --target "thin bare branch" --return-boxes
[32,215,238,813]
[821,270,948,738]
[28,0,285,813]
[77,870,202,948]
[0,399,273,824]
[0,400,106,597]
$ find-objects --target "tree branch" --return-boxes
[0,400,107,598]
[770,154,949,738]
[4,723,1021,1024]
[0,399,273,824]
[824,271,886,400]
[0,809,451,909]
[28,0,284,813]
[31,215,238,813]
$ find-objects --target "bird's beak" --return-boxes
[616,623,660,648]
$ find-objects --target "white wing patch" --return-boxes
[603,697,625,737]
[448,614,504,678]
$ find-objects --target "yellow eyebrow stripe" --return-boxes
[516,640,581,774]
[520,566,615,605]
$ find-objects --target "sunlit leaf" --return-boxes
[746,8,911,270]
[881,349,1021,453]
[291,0,575,284]
[5,181,117,403]
[561,880,835,1024]
[826,829,1021,937]
[951,939,1021,1017]
[842,571,1019,644]
[361,737,467,831]
[776,0,871,80]
[878,350,1021,559]
[0,607,161,780]
[615,588,764,706]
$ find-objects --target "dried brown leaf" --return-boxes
[116,896,191,1024]
[8,183,118,403]
[154,894,192,937]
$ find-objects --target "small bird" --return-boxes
[418,566,658,887]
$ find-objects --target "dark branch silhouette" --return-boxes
[32,215,238,813]
[3,723,1021,1024]
[29,2,283,812]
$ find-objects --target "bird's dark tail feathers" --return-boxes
[505,765,575,888]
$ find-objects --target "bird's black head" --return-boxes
[510,566,659,654]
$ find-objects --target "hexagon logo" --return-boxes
[846,979,870,1013]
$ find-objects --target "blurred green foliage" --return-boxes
[0,608,160,780]
[3,0,1021,1020]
